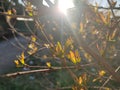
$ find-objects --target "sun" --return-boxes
[58,0,74,14]
[43,0,74,15]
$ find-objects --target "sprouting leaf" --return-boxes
[56,42,63,53]
[65,37,73,48]
[27,47,38,55]
[7,10,12,15]
[26,2,33,16]
[68,51,76,64]
[75,50,81,63]
[80,22,83,33]
[55,42,64,58]
[99,12,107,24]
[78,73,87,86]
[19,52,25,65]
[84,53,91,62]
[26,2,33,12]
[44,44,50,48]
[93,70,106,82]
[27,50,33,55]
[106,87,111,90]
[93,78,99,82]
[14,52,26,67]
[14,60,20,67]
[28,43,35,49]
[72,86,78,90]
[28,12,33,16]
[78,76,83,85]
[68,50,81,64]
[46,62,51,68]
[99,70,106,76]
[31,35,36,42]
[28,37,38,55]
[109,29,117,40]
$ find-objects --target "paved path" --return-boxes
[0,36,28,74]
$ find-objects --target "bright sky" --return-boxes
[43,0,74,14]
[90,0,120,16]
[18,0,120,15]
[58,0,74,14]
[90,0,120,7]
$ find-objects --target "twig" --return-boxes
[78,36,120,82]
[12,31,26,49]
[55,86,72,90]
[74,1,120,82]
[0,68,70,78]
[0,12,34,19]
[88,86,112,89]
[28,63,95,69]
[107,0,116,18]
[92,5,120,10]
[0,68,52,78]
[100,66,120,90]
[2,36,23,50]
[0,63,94,78]
[35,19,52,44]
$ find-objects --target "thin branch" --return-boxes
[0,12,34,19]
[92,6,120,10]
[0,68,52,78]
[0,63,94,78]
[77,36,120,82]
[2,36,23,50]
[100,66,120,90]
[12,31,26,49]
[75,2,120,82]
[35,19,52,44]
[88,86,112,89]
[55,86,72,90]
[107,0,116,18]
[28,63,95,69]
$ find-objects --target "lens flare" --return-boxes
[58,0,74,14]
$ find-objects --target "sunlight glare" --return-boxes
[58,0,74,14]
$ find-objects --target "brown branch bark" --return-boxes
[0,64,94,78]
[76,36,120,82]
[0,69,52,78]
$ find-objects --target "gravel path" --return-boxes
[0,36,28,74]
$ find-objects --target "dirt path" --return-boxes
[0,36,28,74]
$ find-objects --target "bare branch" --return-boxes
[0,68,52,78]
[100,66,120,90]
[0,12,34,19]
[92,6,120,10]
[0,63,94,78]
[107,0,116,18]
